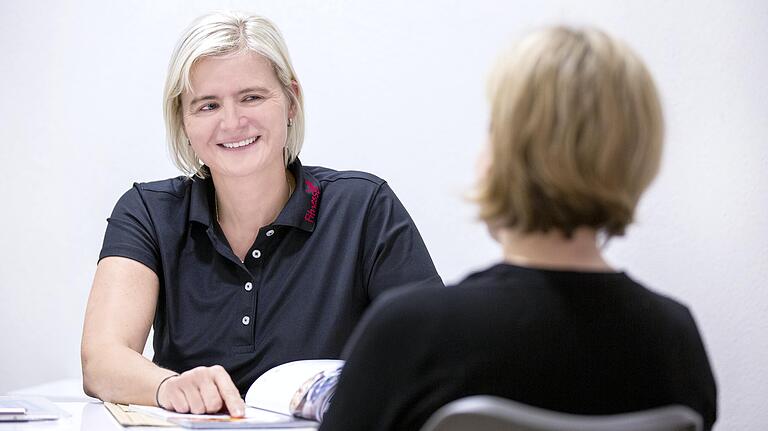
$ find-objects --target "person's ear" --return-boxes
[475,140,492,183]
[288,79,300,118]
[486,220,503,243]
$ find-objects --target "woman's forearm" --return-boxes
[82,341,176,406]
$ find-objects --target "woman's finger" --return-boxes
[211,366,245,417]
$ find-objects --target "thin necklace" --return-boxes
[215,173,294,225]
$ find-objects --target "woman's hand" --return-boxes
[157,365,245,417]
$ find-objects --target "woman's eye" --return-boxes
[243,95,262,102]
[199,102,218,112]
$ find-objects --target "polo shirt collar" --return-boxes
[275,158,321,233]
[188,158,321,233]
[189,175,214,227]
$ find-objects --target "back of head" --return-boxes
[477,26,664,237]
[164,10,305,178]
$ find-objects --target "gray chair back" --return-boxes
[419,396,702,431]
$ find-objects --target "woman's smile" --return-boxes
[219,135,260,149]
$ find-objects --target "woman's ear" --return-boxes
[486,220,503,243]
[288,79,300,118]
[475,140,492,183]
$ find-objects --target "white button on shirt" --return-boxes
[244,282,253,291]
[252,249,261,259]
[242,316,250,325]
[266,229,275,237]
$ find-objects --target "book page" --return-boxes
[244,360,343,417]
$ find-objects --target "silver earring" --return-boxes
[287,118,294,128]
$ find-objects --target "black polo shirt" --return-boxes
[99,159,443,394]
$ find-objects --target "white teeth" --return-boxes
[222,136,257,148]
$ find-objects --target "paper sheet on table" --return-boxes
[130,404,316,429]
[104,402,174,426]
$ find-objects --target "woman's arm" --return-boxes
[81,257,244,416]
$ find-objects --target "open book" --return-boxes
[130,360,343,428]
[245,359,343,422]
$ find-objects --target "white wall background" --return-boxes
[1,0,766,428]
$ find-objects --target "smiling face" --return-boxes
[181,51,293,179]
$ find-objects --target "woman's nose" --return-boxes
[220,104,246,131]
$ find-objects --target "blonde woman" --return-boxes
[321,26,717,431]
[81,11,441,416]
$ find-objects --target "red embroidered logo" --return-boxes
[304,180,320,223]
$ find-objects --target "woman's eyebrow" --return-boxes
[237,86,269,95]
[188,95,216,107]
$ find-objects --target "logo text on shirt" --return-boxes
[304,180,320,224]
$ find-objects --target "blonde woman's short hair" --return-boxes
[477,26,664,237]
[164,11,305,178]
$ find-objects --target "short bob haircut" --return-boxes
[164,11,305,178]
[477,26,664,238]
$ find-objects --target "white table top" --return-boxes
[3,380,317,431]
[7,379,96,403]
[0,401,119,431]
